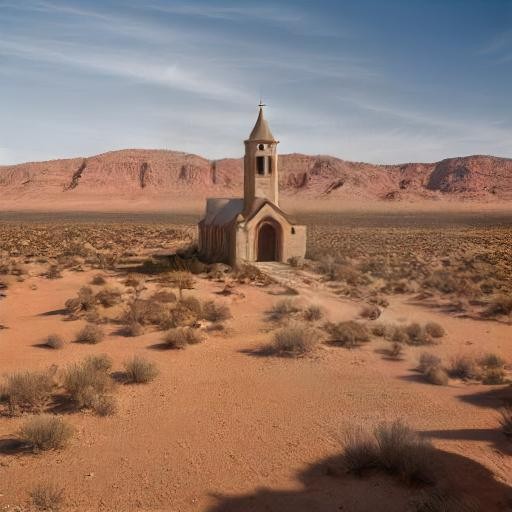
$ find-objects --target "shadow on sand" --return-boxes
[206,445,512,512]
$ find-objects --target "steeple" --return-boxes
[248,103,275,142]
[243,103,279,211]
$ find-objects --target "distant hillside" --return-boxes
[1,150,511,208]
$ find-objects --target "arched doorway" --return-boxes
[256,220,280,261]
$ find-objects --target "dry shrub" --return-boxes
[500,406,512,437]
[166,271,195,298]
[324,321,369,348]
[202,300,232,322]
[124,274,143,288]
[343,428,379,475]
[90,274,107,285]
[405,323,433,346]
[95,287,122,307]
[121,321,144,337]
[418,353,448,385]
[3,369,55,415]
[388,325,409,344]
[62,356,115,414]
[43,334,64,350]
[374,420,435,485]
[303,304,323,322]
[483,294,512,317]
[482,368,505,385]
[123,356,158,384]
[65,286,95,313]
[234,263,273,285]
[388,342,404,360]
[19,414,73,452]
[75,323,104,344]
[164,327,205,349]
[267,299,301,321]
[449,355,480,380]
[271,323,318,356]
[479,353,505,370]
[30,481,65,511]
[44,264,62,279]
[179,296,202,317]
[371,322,387,337]
[150,290,177,303]
[343,420,435,485]
[424,322,445,339]
[360,304,381,320]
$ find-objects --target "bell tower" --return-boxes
[244,102,279,212]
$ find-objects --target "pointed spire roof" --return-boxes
[248,105,275,141]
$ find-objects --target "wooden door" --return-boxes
[257,223,277,261]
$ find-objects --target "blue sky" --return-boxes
[0,0,511,165]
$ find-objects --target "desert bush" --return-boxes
[418,353,442,373]
[370,322,387,337]
[164,327,205,349]
[287,255,304,268]
[19,414,73,452]
[271,323,318,356]
[483,294,512,317]
[44,264,62,279]
[121,321,144,337]
[425,365,449,386]
[388,325,409,344]
[3,369,55,415]
[30,481,65,511]
[343,428,379,475]
[180,296,202,317]
[75,323,104,344]
[324,321,369,348]
[65,286,95,313]
[343,420,435,486]
[482,368,506,385]
[360,304,381,320]
[202,300,232,322]
[374,420,435,485]
[500,406,512,437]
[303,304,323,322]
[123,356,159,384]
[150,290,177,303]
[43,334,64,349]
[267,299,301,321]
[388,342,404,360]
[233,263,273,285]
[95,287,122,307]
[167,271,195,298]
[448,355,480,380]
[90,274,107,285]
[124,274,143,288]
[93,395,117,417]
[405,323,433,346]
[62,356,114,413]
[479,353,505,369]
[424,322,445,339]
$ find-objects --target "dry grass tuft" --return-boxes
[19,414,73,452]
[424,322,445,339]
[62,355,115,414]
[303,304,323,322]
[412,487,479,512]
[164,327,205,349]
[123,356,159,384]
[3,369,55,415]
[150,290,177,303]
[343,420,435,485]
[360,304,381,320]
[271,322,318,356]
[75,324,105,344]
[324,321,369,348]
[30,481,65,511]
[95,287,122,307]
[43,334,64,350]
[448,355,481,380]
[267,299,301,321]
[90,274,107,286]
[418,353,448,385]
[202,300,232,323]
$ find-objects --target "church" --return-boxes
[198,105,307,266]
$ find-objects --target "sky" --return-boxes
[0,0,511,165]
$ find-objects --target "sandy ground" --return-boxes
[0,263,511,511]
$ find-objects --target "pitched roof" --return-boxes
[248,107,275,141]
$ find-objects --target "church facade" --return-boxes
[198,106,307,266]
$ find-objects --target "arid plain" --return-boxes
[0,205,511,512]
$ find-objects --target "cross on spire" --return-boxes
[258,99,267,108]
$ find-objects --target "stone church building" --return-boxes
[198,105,306,266]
